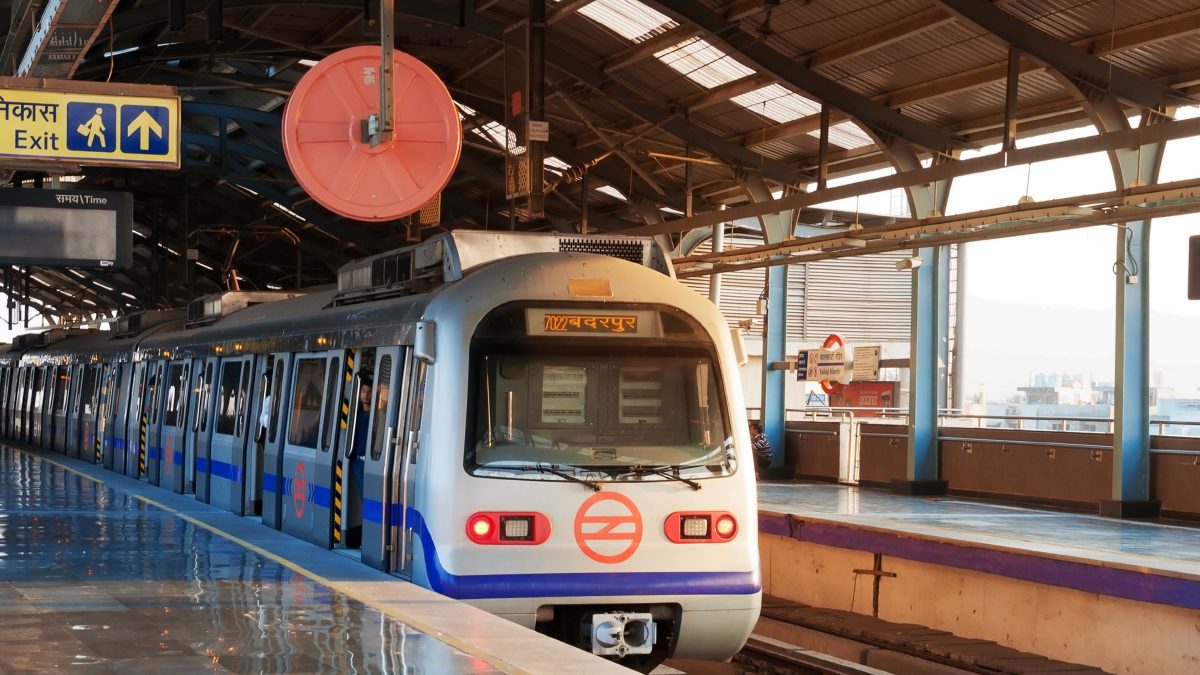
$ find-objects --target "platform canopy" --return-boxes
[1,0,1199,319]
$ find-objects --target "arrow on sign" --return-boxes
[126,110,163,151]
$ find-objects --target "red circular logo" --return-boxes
[574,492,643,564]
[293,462,308,518]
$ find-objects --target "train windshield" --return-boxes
[468,346,733,477]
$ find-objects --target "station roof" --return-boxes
[2,0,1200,319]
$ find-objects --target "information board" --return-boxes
[0,188,132,268]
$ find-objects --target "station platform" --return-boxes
[756,482,1200,675]
[0,444,629,674]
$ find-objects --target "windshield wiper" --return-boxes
[526,462,603,491]
[626,465,702,491]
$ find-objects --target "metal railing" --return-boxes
[749,407,1200,483]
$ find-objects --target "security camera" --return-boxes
[895,256,924,271]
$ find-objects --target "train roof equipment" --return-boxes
[185,291,305,328]
[333,230,674,307]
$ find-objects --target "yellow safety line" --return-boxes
[27,450,529,674]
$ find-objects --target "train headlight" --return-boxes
[467,515,494,542]
[465,512,550,545]
[680,515,710,539]
[665,511,738,543]
[500,516,533,541]
[714,514,737,539]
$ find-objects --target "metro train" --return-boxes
[0,230,762,670]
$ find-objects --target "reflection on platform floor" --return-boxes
[758,482,1200,576]
[0,446,499,674]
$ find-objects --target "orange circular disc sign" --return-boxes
[282,46,462,221]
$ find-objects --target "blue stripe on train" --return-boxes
[208,459,240,483]
[360,498,761,600]
[262,472,329,508]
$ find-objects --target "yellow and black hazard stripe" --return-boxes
[332,350,355,543]
[94,425,101,464]
[138,414,147,477]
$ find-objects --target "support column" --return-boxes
[894,174,951,496]
[1103,218,1156,517]
[1100,113,1167,519]
[762,263,788,470]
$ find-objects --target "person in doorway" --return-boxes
[750,420,773,479]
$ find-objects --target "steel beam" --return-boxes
[649,0,961,153]
[626,114,1200,237]
[937,0,1186,109]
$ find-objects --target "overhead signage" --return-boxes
[0,78,179,169]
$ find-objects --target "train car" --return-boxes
[2,230,761,670]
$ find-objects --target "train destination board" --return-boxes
[542,313,638,334]
[0,78,179,169]
[527,309,655,337]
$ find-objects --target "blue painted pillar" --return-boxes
[1102,218,1157,517]
[898,245,946,494]
[763,263,788,469]
[1100,123,1165,519]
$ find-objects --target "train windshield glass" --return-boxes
[469,348,732,476]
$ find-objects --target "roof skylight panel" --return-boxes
[814,121,874,149]
[655,36,756,89]
[575,0,678,43]
[733,84,821,123]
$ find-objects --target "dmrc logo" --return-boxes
[574,492,643,564]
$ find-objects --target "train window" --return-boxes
[268,365,284,443]
[199,362,214,433]
[163,364,185,427]
[369,356,392,461]
[235,361,252,437]
[129,369,144,428]
[31,368,45,415]
[321,357,341,452]
[145,368,159,421]
[349,350,375,460]
[216,361,243,435]
[289,359,325,448]
[55,366,71,414]
[79,367,98,416]
[469,348,730,473]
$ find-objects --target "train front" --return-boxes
[414,234,761,671]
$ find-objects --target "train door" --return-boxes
[51,365,71,453]
[123,362,147,477]
[106,363,132,471]
[339,348,375,551]
[280,351,340,547]
[76,365,100,462]
[183,358,207,494]
[41,366,58,448]
[0,367,9,439]
[16,367,30,442]
[209,355,255,513]
[390,346,430,578]
[243,355,273,518]
[97,364,116,466]
[158,361,189,493]
[193,357,219,502]
[144,362,166,485]
[63,365,83,456]
[261,353,292,529]
[360,347,403,570]
[28,367,45,445]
